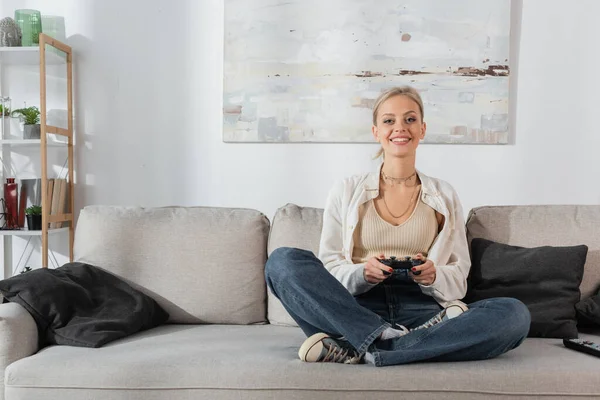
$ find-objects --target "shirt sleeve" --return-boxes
[418,187,471,302]
[318,180,378,296]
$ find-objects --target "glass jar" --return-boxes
[14,9,42,46]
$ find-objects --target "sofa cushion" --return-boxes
[5,325,600,400]
[267,204,323,326]
[466,205,600,300]
[0,263,169,347]
[466,238,587,338]
[74,206,270,325]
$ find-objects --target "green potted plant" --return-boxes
[25,205,42,230]
[0,104,9,116]
[11,106,41,139]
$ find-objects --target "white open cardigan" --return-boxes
[318,164,471,308]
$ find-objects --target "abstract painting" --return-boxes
[223,0,511,143]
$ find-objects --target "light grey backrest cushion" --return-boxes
[74,206,270,325]
[466,205,600,300]
[267,204,324,326]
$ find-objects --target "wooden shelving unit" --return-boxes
[0,33,74,271]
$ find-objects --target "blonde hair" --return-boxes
[372,86,424,159]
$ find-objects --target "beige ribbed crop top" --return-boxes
[351,199,438,264]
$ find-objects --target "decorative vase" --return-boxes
[23,124,40,139]
[3,178,19,229]
[26,214,41,230]
[14,9,42,47]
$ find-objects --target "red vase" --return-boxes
[4,178,19,229]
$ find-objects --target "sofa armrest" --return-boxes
[0,302,38,397]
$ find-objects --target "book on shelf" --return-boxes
[46,178,54,227]
[47,178,69,228]
[57,179,68,228]
[18,183,26,227]
[49,179,57,228]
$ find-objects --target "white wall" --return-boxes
[2,0,599,225]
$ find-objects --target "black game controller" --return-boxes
[380,256,425,280]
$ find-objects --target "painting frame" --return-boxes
[223,0,512,144]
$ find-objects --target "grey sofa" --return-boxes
[1,204,599,400]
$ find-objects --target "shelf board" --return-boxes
[0,138,67,147]
[0,46,65,65]
[0,227,68,236]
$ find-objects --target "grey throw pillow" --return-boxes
[466,238,588,338]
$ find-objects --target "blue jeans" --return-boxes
[265,247,531,366]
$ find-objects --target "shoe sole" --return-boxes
[298,332,329,362]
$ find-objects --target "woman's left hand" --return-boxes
[410,253,436,286]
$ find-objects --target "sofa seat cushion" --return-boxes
[5,325,600,400]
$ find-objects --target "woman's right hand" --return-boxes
[363,254,393,284]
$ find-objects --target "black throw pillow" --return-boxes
[465,238,588,338]
[0,262,169,348]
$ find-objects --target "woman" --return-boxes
[265,86,530,366]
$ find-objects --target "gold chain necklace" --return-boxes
[381,170,417,186]
[381,184,421,219]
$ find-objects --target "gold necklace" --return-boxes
[381,170,417,186]
[381,185,421,219]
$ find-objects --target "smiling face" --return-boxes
[372,94,426,159]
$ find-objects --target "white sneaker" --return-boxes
[411,303,468,331]
[298,333,362,364]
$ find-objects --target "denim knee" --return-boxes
[496,297,531,340]
[265,247,305,282]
